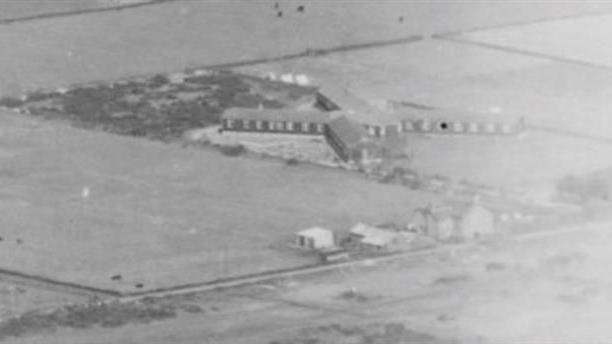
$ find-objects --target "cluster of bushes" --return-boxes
[0,97,24,108]
[378,167,426,190]
[2,71,289,143]
[270,322,445,344]
[0,295,209,340]
[219,144,246,157]
[0,300,177,339]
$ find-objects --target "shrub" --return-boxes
[25,91,52,102]
[261,99,284,109]
[148,74,170,88]
[286,158,300,166]
[0,97,24,108]
[557,174,611,202]
[219,144,246,157]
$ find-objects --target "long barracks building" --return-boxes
[221,108,329,135]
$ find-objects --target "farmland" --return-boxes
[0,0,611,343]
[0,109,439,293]
[0,0,608,297]
[2,70,303,142]
[460,13,612,69]
[0,1,610,95]
[8,221,612,344]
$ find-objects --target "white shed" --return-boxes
[295,227,335,249]
[295,74,310,86]
[280,73,295,84]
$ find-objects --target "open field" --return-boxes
[9,221,612,344]
[406,130,612,191]
[0,1,610,95]
[0,1,612,342]
[461,13,612,69]
[0,110,440,293]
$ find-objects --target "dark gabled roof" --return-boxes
[222,108,330,123]
[326,115,370,147]
[318,86,399,126]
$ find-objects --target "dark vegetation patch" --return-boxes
[557,173,611,203]
[0,296,210,340]
[270,322,450,344]
[485,262,507,271]
[556,293,589,306]
[286,158,300,166]
[2,70,310,143]
[432,273,472,286]
[540,251,587,270]
[219,144,247,157]
[337,289,372,303]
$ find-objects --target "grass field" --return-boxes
[12,222,612,344]
[461,13,612,69]
[0,1,608,295]
[0,110,439,293]
[0,1,610,95]
[0,1,610,341]
[406,131,612,191]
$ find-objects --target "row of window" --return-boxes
[361,121,518,137]
[403,120,517,134]
[224,119,325,133]
[225,118,520,136]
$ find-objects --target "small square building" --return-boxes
[295,227,335,249]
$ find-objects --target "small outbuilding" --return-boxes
[349,223,414,250]
[295,227,335,249]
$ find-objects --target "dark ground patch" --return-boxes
[270,322,452,344]
[1,70,314,143]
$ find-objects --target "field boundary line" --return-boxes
[433,8,612,38]
[0,0,179,26]
[0,267,119,297]
[205,35,424,70]
[118,219,612,302]
[435,35,612,72]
